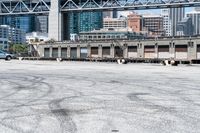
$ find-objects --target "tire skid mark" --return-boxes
[49,98,77,133]
[0,73,54,133]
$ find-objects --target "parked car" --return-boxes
[0,50,15,60]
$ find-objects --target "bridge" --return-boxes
[0,0,200,41]
[0,0,200,14]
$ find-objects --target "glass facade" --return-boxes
[79,12,103,32]
[68,12,79,34]
[169,8,185,36]
[2,16,34,33]
[66,11,103,38]
[35,16,48,33]
[0,12,103,40]
[0,15,48,33]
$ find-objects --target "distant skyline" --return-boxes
[118,7,194,17]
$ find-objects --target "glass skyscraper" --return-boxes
[0,15,48,34]
[65,11,103,40]
[2,16,34,33]
[170,8,185,36]
[79,12,103,32]
[68,12,79,34]
[35,16,48,33]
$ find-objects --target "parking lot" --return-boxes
[0,60,200,133]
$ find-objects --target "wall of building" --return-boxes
[37,37,200,60]
[103,18,126,29]
[187,11,200,35]
[170,8,185,36]
[161,9,172,36]
[127,13,141,33]
[0,25,26,45]
[142,15,164,37]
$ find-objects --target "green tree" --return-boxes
[10,44,28,54]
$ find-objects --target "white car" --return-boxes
[0,50,15,60]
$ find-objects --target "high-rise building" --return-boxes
[0,25,26,50]
[169,8,185,36]
[103,10,118,18]
[142,14,164,37]
[67,13,79,34]
[35,16,48,33]
[176,17,193,36]
[187,8,200,35]
[103,11,113,18]
[103,17,127,29]
[65,12,103,40]
[161,9,172,36]
[1,16,34,33]
[127,13,141,33]
[0,16,49,34]
[0,16,3,25]
[79,12,103,32]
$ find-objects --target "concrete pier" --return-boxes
[37,37,200,61]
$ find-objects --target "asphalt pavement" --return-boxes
[0,60,200,133]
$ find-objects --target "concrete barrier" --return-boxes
[161,59,178,66]
[56,58,62,62]
[117,59,127,64]
[18,57,24,61]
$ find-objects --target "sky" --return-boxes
[118,7,193,17]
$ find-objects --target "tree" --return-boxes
[9,44,28,55]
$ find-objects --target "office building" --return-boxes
[0,25,26,50]
[103,10,118,18]
[161,9,172,36]
[79,12,103,32]
[5,16,34,33]
[0,16,49,34]
[65,12,103,40]
[103,17,127,29]
[79,28,144,41]
[170,8,185,36]
[176,17,193,36]
[127,12,141,33]
[35,16,48,33]
[187,8,200,35]
[142,14,164,37]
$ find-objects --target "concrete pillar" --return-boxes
[110,44,115,58]
[123,44,128,58]
[155,43,158,58]
[138,42,143,58]
[87,44,91,57]
[77,45,81,58]
[188,41,197,60]
[48,0,63,41]
[38,45,44,57]
[49,46,53,58]
[169,42,175,58]
[58,46,61,58]
[67,46,70,58]
[98,45,103,58]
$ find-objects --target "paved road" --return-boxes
[0,60,200,133]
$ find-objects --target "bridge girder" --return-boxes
[0,0,200,15]
[60,0,200,11]
[0,0,50,15]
